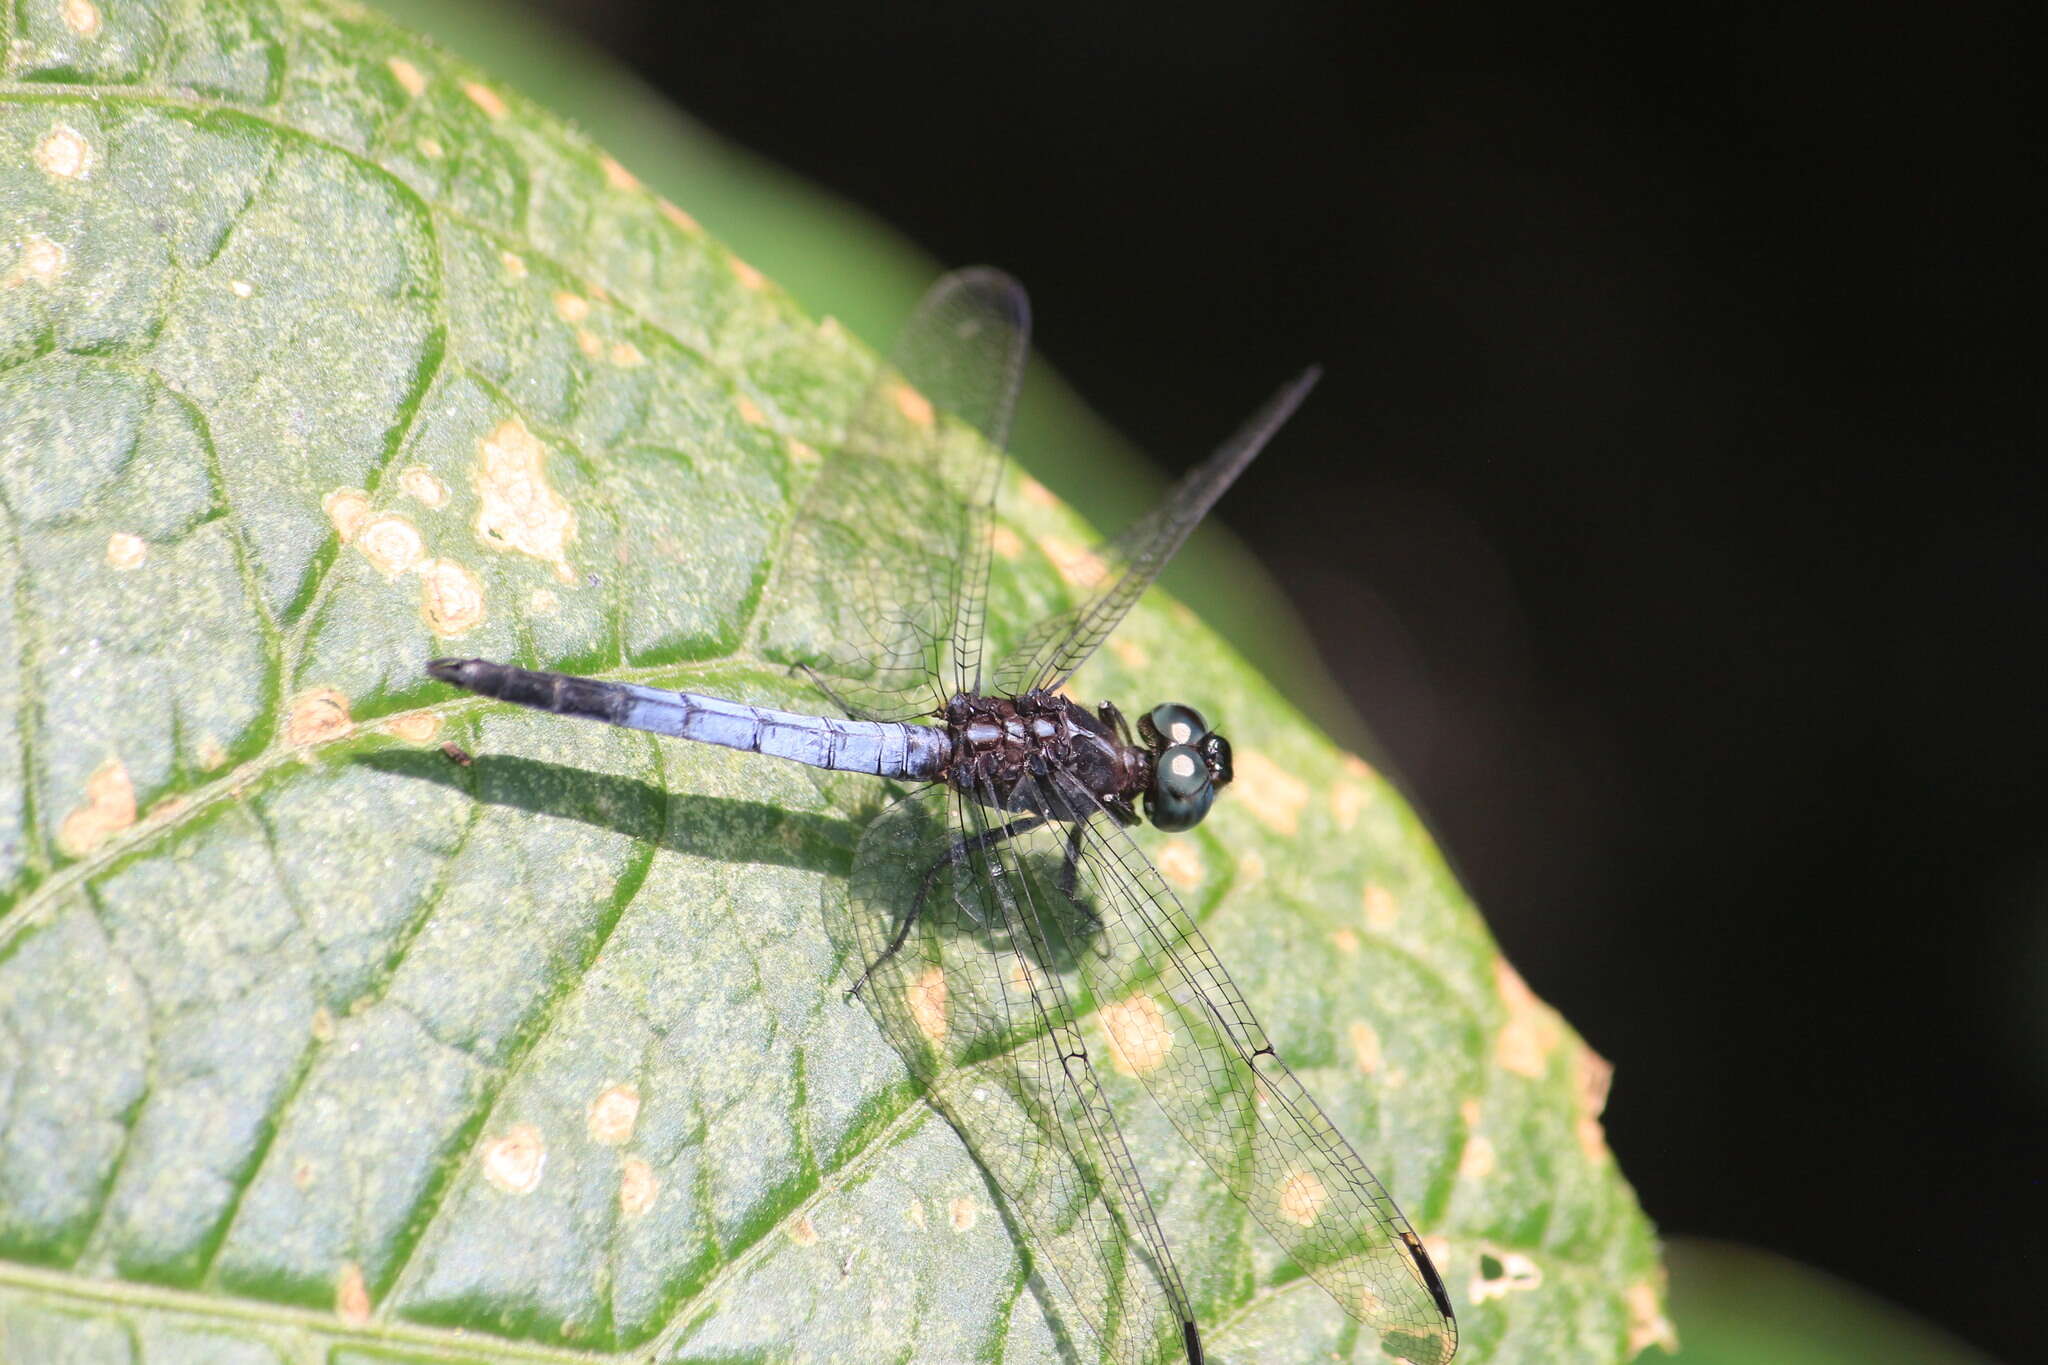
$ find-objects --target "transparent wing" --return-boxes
[996,768,1460,1365]
[829,782,1196,1364]
[762,269,1030,720]
[993,368,1320,698]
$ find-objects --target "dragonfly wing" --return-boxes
[1022,767,1460,1364]
[763,269,1030,719]
[830,783,1197,1364]
[992,368,1320,698]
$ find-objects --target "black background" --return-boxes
[520,2,2038,1357]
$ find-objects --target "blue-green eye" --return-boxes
[1141,703,1208,749]
[1147,743,1215,831]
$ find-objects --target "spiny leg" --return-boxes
[848,811,1046,998]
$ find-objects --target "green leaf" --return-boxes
[0,2,1665,1363]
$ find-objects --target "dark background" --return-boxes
[519,3,2038,1357]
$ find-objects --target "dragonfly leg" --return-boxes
[848,811,1047,998]
[1096,699,1134,746]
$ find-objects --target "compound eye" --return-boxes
[1141,703,1209,749]
[1147,744,1216,831]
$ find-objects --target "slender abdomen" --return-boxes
[427,658,949,780]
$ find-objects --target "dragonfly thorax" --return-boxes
[941,690,1148,822]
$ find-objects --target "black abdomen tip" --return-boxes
[426,657,488,691]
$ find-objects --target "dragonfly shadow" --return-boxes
[356,749,857,879]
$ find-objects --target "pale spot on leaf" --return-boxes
[1575,1041,1615,1161]
[196,737,228,770]
[1276,1169,1329,1227]
[56,758,134,857]
[1155,837,1204,890]
[1019,476,1056,508]
[61,0,101,39]
[906,1200,927,1229]
[1101,993,1173,1076]
[600,156,639,191]
[1493,957,1561,1079]
[1347,1020,1380,1074]
[907,965,948,1042]
[415,138,443,161]
[990,524,1023,559]
[735,394,766,426]
[730,257,765,291]
[499,250,527,279]
[5,234,66,287]
[385,712,440,746]
[608,340,643,368]
[788,1215,819,1247]
[335,1262,371,1323]
[322,487,370,542]
[585,1084,640,1145]
[460,80,508,120]
[1039,536,1107,590]
[787,439,820,466]
[1363,883,1399,932]
[1459,1097,1481,1127]
[474,418,575,582]
[1626,1279,1680,1355]
[1107,636,1148,670]
[398,466,448,508]
[103,532,145,570]
[418,558,486,636]
[659,200,699,233]
[1331,928,1360,954]
[35,125,92,180]
[1234,750,1310,835]
[1458,1134,1496,1181]
[1470,1247,1543,1304]
[385,55,426,97]
[618,1155,657,1216]
[527,587,559,616]
[228,278,254,298]
[1340,751,1377,780]
[310,1007,336,1042]
[285,688,353,747]
[1237,848,1266,883]
[948,1196,978,1231]
[354,514,423,578]
[890,381,934,429]
[482,1123,546,1194]
[552,290,590,323]
[1331,782,1368,829]
[574,328,602,357]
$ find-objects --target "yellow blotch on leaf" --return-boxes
[659,200,700,233]
[385,55,427,96]
[5,235,66,287]
[103,532,145,570]
[1470,1246,1543,1304]
[473,418,576,582]
[890,381,934,429]
[398,466,448,508]
[385,712,440,745]
[948,1196,978,1232]
[552,290,590,323]
[1363,883,1399,932]
[1101,993,1173,1076]
[1276,1170,1330,1227]
[789,1215,819,1247]
[335,1261,371,1323]
[907,965,948,1042]
[1233,749,1310,835]
[1626,1279,1680,1355]
[322,487,371,542]
[619,1155,657,1216]
[990,525,1023,559]
[1155,837,1204,891]
[1347,1020,1381,1074]
[730,257,765,291]
[1493,957,1562,1079]
[460,79,508,120]
[418,558,486,636]
[285,688,353,747]
[34,125,92,180]
[354,514,424,578]
[481,1123,546,1194]
[600,156,639,191]
[56,758,134,857]
[1458,1134,1496,1181]
[1107,636,1149,670]
[586,1084,640,1146]
[61,0,101,39]
[1575,1040,1615,1161]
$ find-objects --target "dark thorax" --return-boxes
[940,690,1149,823]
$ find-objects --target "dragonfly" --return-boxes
[427,269,1456,1365]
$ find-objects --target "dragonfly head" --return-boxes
[1138,703,1234,831]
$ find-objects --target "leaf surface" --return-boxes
[0,3,1665,1361]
